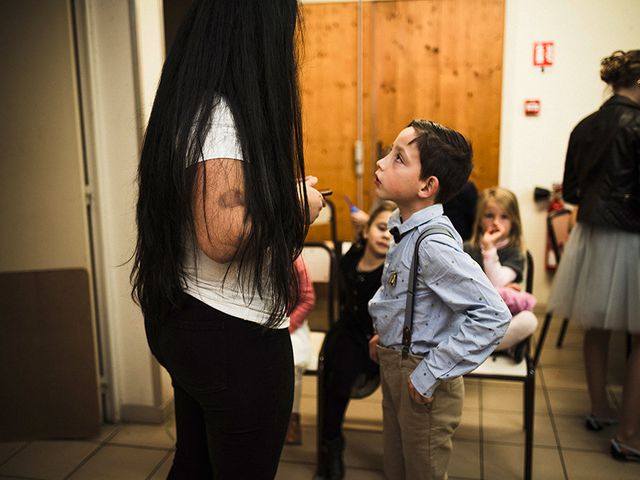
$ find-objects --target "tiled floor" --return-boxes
[1,318,639,479]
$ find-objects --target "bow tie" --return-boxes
[389,226,409,244]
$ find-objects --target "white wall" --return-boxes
[81,0,170,422]
[499,0,640,303]
[132,0,174,408]
[134,0,165,124]
[82,0,152,417]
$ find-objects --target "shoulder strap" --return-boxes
[402,225,455,358]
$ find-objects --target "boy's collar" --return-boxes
[389,204,444,244]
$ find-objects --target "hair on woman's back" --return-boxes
[131,0,307,327]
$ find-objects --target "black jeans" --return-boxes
[145,294,293,479]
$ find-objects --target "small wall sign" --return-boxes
[533,42,554,71]
[524,99,541,116]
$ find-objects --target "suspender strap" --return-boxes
[402,226,455,359]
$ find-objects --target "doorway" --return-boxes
[300,0,505,241]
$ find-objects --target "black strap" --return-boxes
[402,226,455,359]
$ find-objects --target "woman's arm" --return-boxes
[192,163,326,263]
[192,159,249,263]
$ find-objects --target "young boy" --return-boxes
[368,120,511,480]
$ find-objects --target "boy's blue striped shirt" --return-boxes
[369,204,511,397]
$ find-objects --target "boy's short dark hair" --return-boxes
[408,119,473,204]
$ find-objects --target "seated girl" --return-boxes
[464,187,538,362]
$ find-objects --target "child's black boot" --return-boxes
[313,435,344,480]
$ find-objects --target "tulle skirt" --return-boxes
[547,223,640,333]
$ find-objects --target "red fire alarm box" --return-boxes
[533,42,554,68]
[524,99,541,116]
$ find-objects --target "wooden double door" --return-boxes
[300,0,505,241]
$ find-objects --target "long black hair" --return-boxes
[131,0,307,328]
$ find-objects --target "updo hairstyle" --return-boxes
[600,50,640,90]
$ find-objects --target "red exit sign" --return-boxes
[533,42,554,67]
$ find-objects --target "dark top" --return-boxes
[443,181,478,241]
[338,243,384,342]
[463,242,524,284]
[563,94,640,232]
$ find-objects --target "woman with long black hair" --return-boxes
[131,1,325,478]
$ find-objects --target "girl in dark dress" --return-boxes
[315,201,396,480]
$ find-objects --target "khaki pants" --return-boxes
[377,345,464,480]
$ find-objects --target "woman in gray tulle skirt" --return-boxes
[547,49,640,462]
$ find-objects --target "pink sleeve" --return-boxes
[289,256,316,333]
[482,247,517,287]
[497,287,537,314]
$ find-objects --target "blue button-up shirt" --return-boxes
[368,204,511,397]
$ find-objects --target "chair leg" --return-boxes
[524,374,535,480]
[316,365,325,469]
[556,318,570,348]
[627,333,633,359]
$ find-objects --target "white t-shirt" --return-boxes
[182,98,287,328]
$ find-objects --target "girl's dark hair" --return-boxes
[366,200,397,229]
[354,200,397,248]
[600,50,640,90]
[131,0,307,328]
[407,120,473,204]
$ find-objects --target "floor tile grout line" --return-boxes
[542,385,590,393]
[480,440,565,449]
[145,450,173,480]
[62,442,105,480]
[100,425,121,445]
[61,441,174,480]
[101,443,175,452]
[0,442,31,469]
[559,444,627,454]
[0,475,45,480]
[481,408,550,415]
[539,366,570,480]
[0,429,123,472]
[552,412,600,419]
[0,427,122,480]
[278,458,385,474]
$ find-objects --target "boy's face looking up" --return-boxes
[374,127,437,219]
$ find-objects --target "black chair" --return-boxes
[300,199,340,467]
[301,242,337,375]
[303,198,339,372]
[467,251,552,480]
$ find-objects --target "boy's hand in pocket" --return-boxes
[408,379,433,405]
[368,334,380,364]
